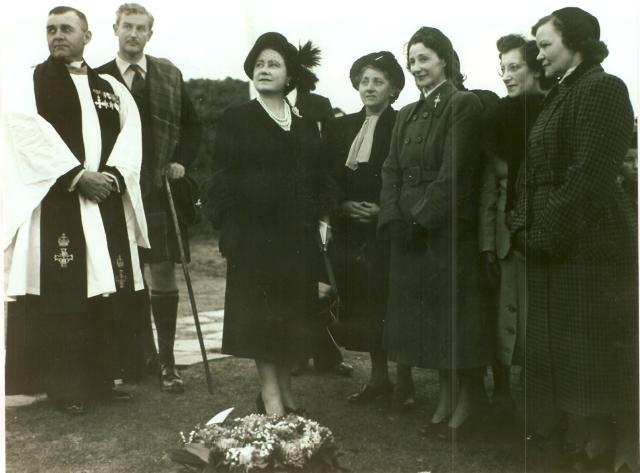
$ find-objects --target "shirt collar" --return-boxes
[559,66,578,84]
[423,79,447,99]
[115,54,147,76]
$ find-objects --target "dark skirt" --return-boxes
[220,223,322,363]
[330,228,389,352]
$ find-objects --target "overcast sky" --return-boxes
[1,0,638,113]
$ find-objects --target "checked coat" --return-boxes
[510,62,637,432]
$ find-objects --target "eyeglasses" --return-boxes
[498,63,525,77]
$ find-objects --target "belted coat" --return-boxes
[378,80,492,369]
[510,62,638,431]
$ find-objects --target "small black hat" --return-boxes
[552,7,600,42]
[349,51,405,93]
[244,32,299,93]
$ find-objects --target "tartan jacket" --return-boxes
[510,62,636,261]
[96,55,202,191]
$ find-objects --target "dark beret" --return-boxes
[244,32,299,93]
[552,7,600,42]
[349,51,405,93]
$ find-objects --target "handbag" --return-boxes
[168,174,203,225]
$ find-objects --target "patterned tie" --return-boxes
[129,64,145,100]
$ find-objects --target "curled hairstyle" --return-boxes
[406,27,459,81]
[497,34,555,90]
[116,3,154,29]
[48,6,89,31]
[353,65,400,104]
[532,14,608,64]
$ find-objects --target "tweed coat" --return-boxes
[97,56,202,194]
[324,106,396,351]
[209,100,330,362]
[510,62,637,431]
[378,81,492,369]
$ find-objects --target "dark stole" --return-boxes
[33,56,134,314]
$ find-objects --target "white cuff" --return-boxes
[102,172,121,193]
[68,169,87,191]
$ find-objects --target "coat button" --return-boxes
[507,304,517,313]
[404,137,411,144]
[417,136,423,143]
[422,112,429,118]
[412,114,418,121]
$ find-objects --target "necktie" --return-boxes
[129,64,145,100]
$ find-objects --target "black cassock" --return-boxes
[5,57,143,403]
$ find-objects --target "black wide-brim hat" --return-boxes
[349,51,405,93]
[244,32,299,93]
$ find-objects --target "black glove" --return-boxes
[406,221,428,251]
[512,230,526,254]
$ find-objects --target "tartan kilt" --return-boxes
[139,185,190,264]
[525,256,639,433]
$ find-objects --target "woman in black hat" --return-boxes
[323,51,412,406]
[208,32,331,416]
[509,7,637,470]
[378,27,491,438]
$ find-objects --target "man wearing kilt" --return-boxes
[3,6,148,414]
[97,3,202,393]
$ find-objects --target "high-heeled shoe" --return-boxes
[347,382,394,404]
[418,415,451,437]
[391,380,416,409]
[256,392,266,414]
[437,414,480,441]
[284,406,307,417]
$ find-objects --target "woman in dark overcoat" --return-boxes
[323,51,411,405]
[510,8,637,470]
[378,27,491,436]
[209,32,330,416]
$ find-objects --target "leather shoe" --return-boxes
[58,402,87,415]
[256,392,266,414]
[419,417,450,437]
[100,388,133,402]
[392,380,416,409]
[347,382,393,404]
[332,362,354,377]
[161,366,184,393]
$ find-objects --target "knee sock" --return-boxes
[151,289,179,368]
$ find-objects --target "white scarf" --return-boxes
[345,115,379,170]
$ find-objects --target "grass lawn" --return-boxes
[4,234,547,473]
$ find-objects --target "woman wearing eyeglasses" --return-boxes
[479,34,553,420]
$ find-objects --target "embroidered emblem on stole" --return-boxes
[54,233,74,268]
[115,254,127,289]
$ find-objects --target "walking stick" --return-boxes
[164,174,214,394]
[319,229,342,350]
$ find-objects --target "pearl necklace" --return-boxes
[257,95,292,131]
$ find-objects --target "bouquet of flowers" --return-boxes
[169,409,346,473]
